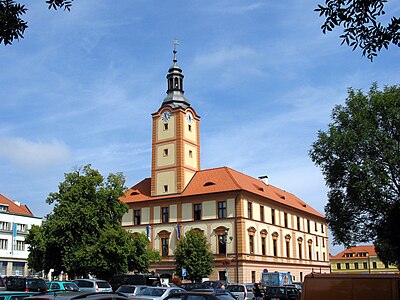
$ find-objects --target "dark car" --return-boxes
[263,286,301,300]
[180,283,211,291]
[28,291,128,300]
[163,291,235,300]
[5,277,47,292]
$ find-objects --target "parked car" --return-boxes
[202,281,228,290]
[0,278,6,291]
[131,286,185,300]
[0,291,41,300]
[263,286,301,300]
[180,283,210,291]
[110,275,161,291]
[5,277,47,292]
[27,291,128,300]
[163,290,236,300]
[73,280,112,293]
[225,284,254,300]
[116,285,148,298]
[47,281,80,292]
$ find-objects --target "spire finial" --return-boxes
[172,39,179,63]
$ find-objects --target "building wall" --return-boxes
[0,212,42,276]
[123,190,329,283]
[331,257,399,274]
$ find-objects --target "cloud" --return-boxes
[0,138,72,169]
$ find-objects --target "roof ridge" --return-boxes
[223,167,242,190]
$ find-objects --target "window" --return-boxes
[316,251,319,261]
[0,239,8,250]
[260,206,264,222]
[337,263,341,270]
[0,222,10,230]
[316,237,319,247]
[163,149,169,156]
[308,245,312,260]
[363,262,368,269]
[345,263,350,270]
[271,209,275,225]
[286,241,290,258]
[323,252,326,261]
[251,271,256,283]
[14,241,25,251]
[161,238,169,256]
[321,224,324,233]
[248,202,252,219]
[218,201,227,219]
[261,236,266,255]
[315,221,318,232]
[355,262,359,269]
[273,239,278,257]
[16,224,26,232]
[249,235,254,253]
[194,204,201,221]
[296,216,300,230]
[284,213,288,228]
[134,209,141,225]
[307,220,311,233]
[0,205,8,212]
[189,150,193,158]
[373,262,377,269]
[218,235,227,254]
[163,185,168,192]
[298,243,302,259]
[163,123,168,130]
[162,207,169,223]
[322,238,325,247]
[188,124,192,132]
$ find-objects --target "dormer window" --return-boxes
[0,204,8,212]
[204,182,215,187]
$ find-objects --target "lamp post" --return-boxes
[219,230,233,283]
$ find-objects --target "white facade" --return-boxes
[0,203,42,276]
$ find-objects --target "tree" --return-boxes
[315,0,400,61]
[0,0,73,45]
[309,83,400,266]
[174,229,214,283]
[25,164,160,278]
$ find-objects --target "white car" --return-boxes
[132,286,186,300]
[73,279,113,293]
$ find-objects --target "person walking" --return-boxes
[252,283,262,300]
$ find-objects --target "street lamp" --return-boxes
[219,230,233,283]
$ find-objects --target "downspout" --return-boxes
[234,190,240,283]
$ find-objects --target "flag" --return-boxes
[146,225,152,241]
[176,223,181,239]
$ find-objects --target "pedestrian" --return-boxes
[252,283,262,300]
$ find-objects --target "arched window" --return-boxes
[260,229,268,256]
[158,230,171,257]
[285,234,291,258]
[272,232,279,257]
[247,227,256,254]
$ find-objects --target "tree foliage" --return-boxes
[315,0,400,61]
[174,229,214,283]
[25,164,160,278]
[0,0,73,45]
[310,83,400,266]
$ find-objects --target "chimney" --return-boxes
[13,200,21,206]
[258,175,269,185]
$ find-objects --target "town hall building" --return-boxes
[121,47,330,283]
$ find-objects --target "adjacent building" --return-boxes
[330,245,399,274]
[0,194,42,276]
[121,48,330,283]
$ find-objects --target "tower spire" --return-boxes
[162,39,190,108]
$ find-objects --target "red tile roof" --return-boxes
[121,166,324,218]
[331,245,377,260]
[0,194,34,216]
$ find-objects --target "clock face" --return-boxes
[161,111,171,123]
[186,112,193,124]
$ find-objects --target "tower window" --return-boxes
[162,207,169,223]
[188,124,192,132]
[189,150,193,158]
[163,149,169,157]
[163,123,168,130]
[163,185,168,192]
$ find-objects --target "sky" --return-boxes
[1,0,399,255]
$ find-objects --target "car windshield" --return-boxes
[96,282,111,288]
[226,286,244,292]
[117,286,136,293]
[27,279,47,289]
[139,288,166,296]
[267,287,285,295]
[64,283,79,291]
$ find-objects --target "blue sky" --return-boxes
[1,0,399,255]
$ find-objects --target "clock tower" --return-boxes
[150,46,200,197]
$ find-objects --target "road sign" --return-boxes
[182,268,187,277]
